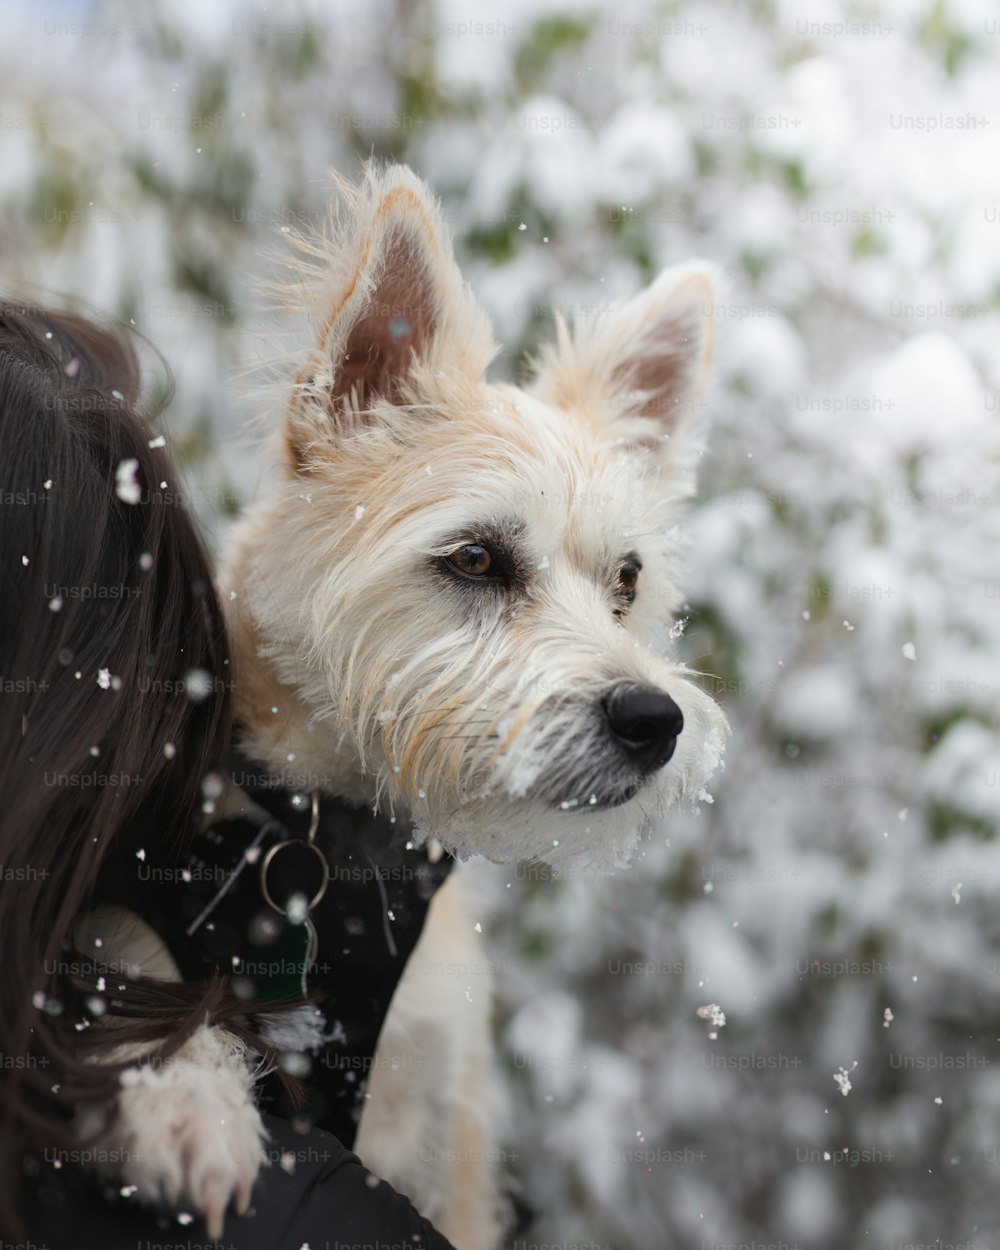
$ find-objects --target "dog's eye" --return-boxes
[447,544,494,578]
[616,557,642,603]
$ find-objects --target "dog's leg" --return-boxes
[355,872,505,1250]
[73,907,266,1236]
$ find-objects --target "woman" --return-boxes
[0,301,457,1248]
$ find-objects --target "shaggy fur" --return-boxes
[94,164,729,1248]
[224,165,727,870]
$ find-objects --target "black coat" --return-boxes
[23,1113,457,1249]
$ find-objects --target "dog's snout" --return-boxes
[602,683,684,773]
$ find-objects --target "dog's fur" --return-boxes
[86,165,728,1247]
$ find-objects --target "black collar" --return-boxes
[224,748,409,856]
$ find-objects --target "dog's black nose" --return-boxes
[602,684,684,774]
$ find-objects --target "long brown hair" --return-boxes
[0,301,248,1236]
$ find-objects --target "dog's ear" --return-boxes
[286,166,495,462]
[533,260,722,452]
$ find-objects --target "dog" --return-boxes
[80,164,728,1248]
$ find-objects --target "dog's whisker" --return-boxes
[379,709,501,725]
[430,733,501,744]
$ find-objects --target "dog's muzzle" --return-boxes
[533,681,685,812]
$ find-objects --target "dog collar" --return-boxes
[178,750,428,997]
[224,747,410,851]
[177,745,452,993]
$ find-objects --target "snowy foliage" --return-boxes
[4,0,1000,1246]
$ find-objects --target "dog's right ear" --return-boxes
[532,259,723,455]
[285,166,495,467]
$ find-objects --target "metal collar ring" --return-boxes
[259,838,330,917]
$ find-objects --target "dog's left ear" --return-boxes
[533,260,723,451]
[286,165,496,464]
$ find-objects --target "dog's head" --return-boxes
[229,165,727,869]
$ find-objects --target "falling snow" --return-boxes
[696,1003,727,1040]
[114,459,141,504]
[834,1063,858,1097]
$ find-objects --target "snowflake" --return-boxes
[114,458,141,504]
[696,1003,727,1040]
[834,1061,858,1096]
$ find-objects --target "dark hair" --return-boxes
[0,301,245,1237]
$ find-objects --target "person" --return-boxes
[0,300,458,1249]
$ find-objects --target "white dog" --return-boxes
[81,164,728,1249]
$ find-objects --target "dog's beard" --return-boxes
[495,693,674,811]
[355,672,727,874]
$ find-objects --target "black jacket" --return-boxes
[24,1113,457,1250]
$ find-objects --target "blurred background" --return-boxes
[4,0,1000,1246]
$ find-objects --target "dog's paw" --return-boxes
[87,1025,266,1237]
